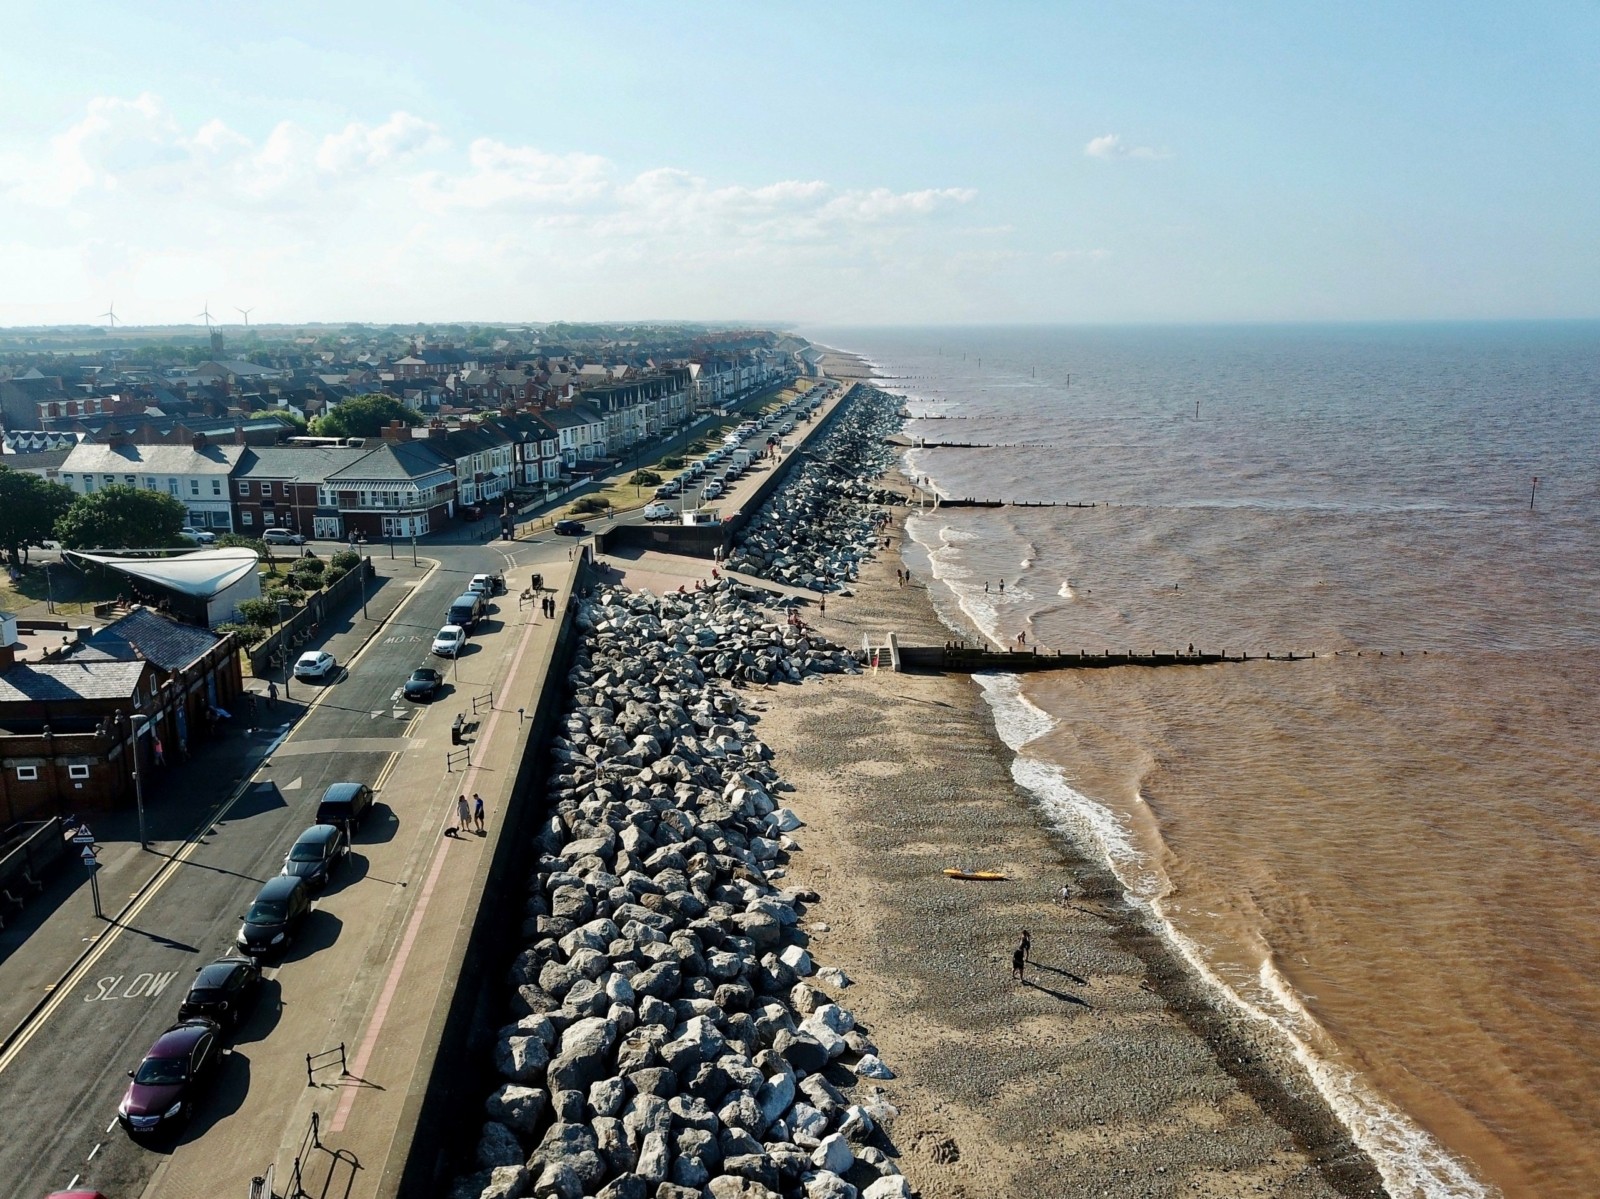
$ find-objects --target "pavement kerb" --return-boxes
[0,554,440,1072]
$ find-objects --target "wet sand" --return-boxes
[742,469,1387,1198]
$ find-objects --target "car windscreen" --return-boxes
[288,840,325,862]
[134,1056,189,1085]
[246,899,286,923]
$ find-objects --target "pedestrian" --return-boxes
[1056,883,1071,906]
[245,692,257,718]
[1012,945,1026,982]
[998,579,1004,593]
[473,793,485,833]
[267,680,278,708]
[818,596,826,615]
[153,737,165,767]
[1019,631,1027,647]
[1020,929,1031,963]
[455,794,471,835]
[985,581,989,593]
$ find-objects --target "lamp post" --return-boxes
[128,713,151,849]
[277,600,293,700]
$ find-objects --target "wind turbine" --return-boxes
[101,302,120,328]
[196,301,215,328]
[235,306,254,326]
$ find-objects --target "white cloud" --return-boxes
[1084,133,1170,161]
[0,93,987,323]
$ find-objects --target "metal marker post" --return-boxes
[84,848,102,917]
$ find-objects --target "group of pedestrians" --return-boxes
[450,793,486,837]
[1011,884,1075,983]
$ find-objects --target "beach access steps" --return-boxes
[886,642,1314,673]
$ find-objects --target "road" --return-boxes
[0,534,572,1199]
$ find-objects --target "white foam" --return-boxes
[1058,580,1076,600]
[974,671,1495,1199]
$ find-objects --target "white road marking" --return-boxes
[281,776,302,791]
[87,1142,102,1160]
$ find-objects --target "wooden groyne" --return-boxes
[931,499,1096,509]
[890,642,1316,673]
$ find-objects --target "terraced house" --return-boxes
[59,440,243,534]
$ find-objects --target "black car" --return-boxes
[280,823,349,890]
[315,781,373,834]
[118,1018,222,1137]
[403,667,443,701]
[236,875,312,959]
[177,957,261,1028]
[553,518,587,535]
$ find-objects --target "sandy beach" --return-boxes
[735,456,1386,1196]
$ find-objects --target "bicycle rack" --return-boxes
[446,746,472,772]
[306,1042,348,1086]
[471,690,494,715]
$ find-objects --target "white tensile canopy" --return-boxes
[69,548,262,626]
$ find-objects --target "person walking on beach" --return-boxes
[473,793,485,833]
[1012,944,1026,983]
[1019,929,1032,964]
[453,794,470,836]
[1056,883,1072,907]
[998,579,1005,594]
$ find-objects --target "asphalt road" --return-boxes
[1,534,572,1199]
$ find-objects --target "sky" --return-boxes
[2,1,1597,327]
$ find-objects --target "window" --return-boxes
[145,477,158,490]
[212,479,222,495]
[241,510,254,526]
[190,480,200,496]
[168,478,179,496]
[125,475,136,486]
[104,475,115,487]
[15,766,38,781]
[238,481,252,496]
[68,765,90,780]
[83,477,94,494]
[280,482,290,498]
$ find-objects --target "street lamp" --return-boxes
[128,713,152,849]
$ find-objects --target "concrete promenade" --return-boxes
[140,556,582,1199]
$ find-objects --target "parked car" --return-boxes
[553,518,587,536]
[235,875,312,959]
[280,823,350,890]
[118,1018,223,1137]
[403,667,443,701]
[655,481,681,498]
[293,650,337,681]
[315,782,373,834]
[177,957,261,1029]
[432,625,466,658]
[447,592,486,630]
[468,573,494,597]
[262,528,306,546]
[179,527,216,545]
[643,502,676,522]
[703,482,725,500]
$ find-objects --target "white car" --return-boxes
[293,650,337,681]
[180,527,216,544]
[432,625,466,657]
[643,502,676,522]
[702,481,725,500]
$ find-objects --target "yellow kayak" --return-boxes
[943,868,1007,881]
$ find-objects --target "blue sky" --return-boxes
[2,1,1596,326]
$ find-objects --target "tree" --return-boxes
[54,486,187,550]
[0,468,75,565]
[309,393,423,439]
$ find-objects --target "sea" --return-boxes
[801,323,1600,1199]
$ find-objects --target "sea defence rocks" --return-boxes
[727,387,903,593]
[452,575,911,1199]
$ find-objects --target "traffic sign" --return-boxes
[80,846,98,865]
[72,831,96,845]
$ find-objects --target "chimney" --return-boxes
[0,644,14,672]
[234,424,247,445]
[192,433,208,450]
[381,420,408,443]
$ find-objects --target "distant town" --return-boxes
[0,323,816,541]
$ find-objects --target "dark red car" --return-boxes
[117,1018,222,1136]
